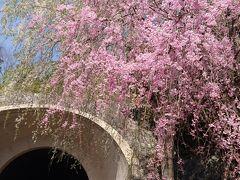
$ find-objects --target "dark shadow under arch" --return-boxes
[0,148,89,180]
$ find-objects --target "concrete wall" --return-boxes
[0,105,133,180]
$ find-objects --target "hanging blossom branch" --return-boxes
[9,0,240,179]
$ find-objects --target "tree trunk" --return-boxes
[162,136,174,180]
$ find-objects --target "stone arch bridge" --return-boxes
[0,93,154,180]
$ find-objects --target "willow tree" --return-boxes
[2,0,240,179]
[1,0,81,92]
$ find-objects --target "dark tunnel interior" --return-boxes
[0,148,89,180]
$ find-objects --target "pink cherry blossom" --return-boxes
[29,0,240,179]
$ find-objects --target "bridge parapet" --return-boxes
[0,92,54,106]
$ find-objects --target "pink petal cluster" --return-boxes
[31,0,240,178]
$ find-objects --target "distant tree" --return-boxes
[0,46,4,74]
[0,45,8,75]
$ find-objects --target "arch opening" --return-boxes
[0,148,89,180]
[0,105,132,180]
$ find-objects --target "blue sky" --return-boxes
[0,0,13,49]
[0,0,15,74]
[0,0,60,77]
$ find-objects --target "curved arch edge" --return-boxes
[0,104,136,166]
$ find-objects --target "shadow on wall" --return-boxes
[173,120,224,180]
